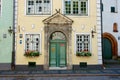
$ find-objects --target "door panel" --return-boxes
[50,43,57,67]
[103,38,112,59]
[59,43,66,67]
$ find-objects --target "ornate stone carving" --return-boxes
[43,12,73,70]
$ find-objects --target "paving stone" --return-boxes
[1,76,120,80]
[78,70,88,74]
[0,69,120,76]
[88,70,103,74]
[102,70,115,73]
[59,70,73,74]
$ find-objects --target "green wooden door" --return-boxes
[49,40,66,67]
[103,38,112,59]
[59,43,66,67]
[49,43,57,67]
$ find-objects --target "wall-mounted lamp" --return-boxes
[91,26,96,38]
[8,26,13,36]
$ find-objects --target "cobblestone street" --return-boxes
[1,69,120,75]
[0,68,120,80]
[0,76,120,80]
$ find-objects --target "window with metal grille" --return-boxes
[26,0,51,15]
[76,34,90,52]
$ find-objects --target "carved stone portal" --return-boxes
[43,12,73,70]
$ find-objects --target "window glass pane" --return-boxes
[64,0,88,16]
[80,0,87,15]
[27,0,51,15]
[111,7,115,12]
[65,0,71,14]
[36,0,42,14]
[51,32,66,40]
[25,34,40,52]
[43,0,51,14]
[27,0,35,14]
[73,1,78,14]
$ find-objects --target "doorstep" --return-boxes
[49,67,67,70]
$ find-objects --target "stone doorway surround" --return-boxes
[43,11,73,70]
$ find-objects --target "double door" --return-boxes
[49,40,66,67]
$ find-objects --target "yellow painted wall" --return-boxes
[16,0,98,65]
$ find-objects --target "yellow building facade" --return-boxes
[15,0,102,70]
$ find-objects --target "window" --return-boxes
[50,32,66,40]
[26,0,51,15]
[25,34,40,52]
[111,7,115,13]
[113,23,118,32]
[76,34,90,52]
[64,0,88,16]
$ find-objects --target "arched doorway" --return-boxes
[43,12,73,70]
[102,32,118,60]
[49,32,67,67]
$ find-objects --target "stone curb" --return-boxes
[0,74,120,77]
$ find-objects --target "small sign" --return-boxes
[3,34,7,38]
[20,40,22,44]
[19,34,23,38]
[60,44,64,46]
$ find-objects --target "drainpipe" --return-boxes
[11,0,15,70]
[100,0,104,68]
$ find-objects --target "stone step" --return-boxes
[104,59,120,64]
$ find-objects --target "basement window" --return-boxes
[28,62,36,67]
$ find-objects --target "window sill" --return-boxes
[111,12,118,13]
[64,14,88,16]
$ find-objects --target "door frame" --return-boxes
[44,29,72,70]
[102,32,118,59]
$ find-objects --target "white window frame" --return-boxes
[26,0,52,15]
[24,33,41,54]
[75,33,91,54]
[63,0,89,16]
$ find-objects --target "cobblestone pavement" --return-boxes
[0,68,120,80]
[0,76,120,80]
[0,69,120,76]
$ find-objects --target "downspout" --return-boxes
[11,0,15,70]
[100,0,104,68]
